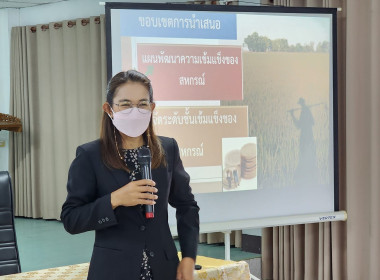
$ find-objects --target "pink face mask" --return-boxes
[110,107,151,138]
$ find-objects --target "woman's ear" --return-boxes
[150,102,156,111]
[103,102,112,119]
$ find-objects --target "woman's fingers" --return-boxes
[135,179,156,187]
[139,192,158,200]
[136,187,158,204]
[129,181,158,205]
[112,180,158,208]
[138,185,158,194]
[137,198,157,205]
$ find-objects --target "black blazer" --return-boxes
[61,136,200,280]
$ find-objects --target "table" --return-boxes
[1,256,251,280]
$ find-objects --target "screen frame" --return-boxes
[105,2,339,212]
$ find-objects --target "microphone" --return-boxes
[137,146,154,219]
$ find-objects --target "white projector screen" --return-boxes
[105,3,339,227]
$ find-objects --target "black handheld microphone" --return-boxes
[137,146,154,219]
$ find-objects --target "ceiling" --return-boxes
[0,0,68,9]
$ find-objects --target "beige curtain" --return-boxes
[346,0,380,279]
[261,0,348,279]
[9,16,107,219]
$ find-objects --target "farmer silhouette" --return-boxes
[290,98,318,186]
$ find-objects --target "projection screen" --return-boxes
[105,2,339,228]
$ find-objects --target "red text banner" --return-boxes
[137,44,243,101]
[153,106,248,168]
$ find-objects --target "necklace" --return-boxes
[113,126,149,160]
[113,127,123,160]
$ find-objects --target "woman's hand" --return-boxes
[110,179,157,209]
[176,257,195,280]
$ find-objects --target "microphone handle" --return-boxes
[141,164,154,219]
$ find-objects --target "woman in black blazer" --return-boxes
[61,70,200,280]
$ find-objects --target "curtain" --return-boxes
[261,0,347,279]
[9,16,107,219]
[346,0,380,279]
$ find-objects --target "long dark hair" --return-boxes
[100,70,166,171]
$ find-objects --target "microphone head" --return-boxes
[137,146,151,165]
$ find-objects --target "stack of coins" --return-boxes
[223,150,241,189]
[240,143,257,179]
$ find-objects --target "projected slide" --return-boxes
[135,44,242,101]
[110,6,334,199]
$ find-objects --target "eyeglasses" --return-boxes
[113,100,151,114]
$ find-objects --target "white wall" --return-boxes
[0,10,11,116]
[18,0,104,26]
[18,0,189,26]
[0,8,19,171]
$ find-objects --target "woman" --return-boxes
[61,70,200,280]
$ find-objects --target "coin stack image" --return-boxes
[223,150,241,190]
[240,143,257,179]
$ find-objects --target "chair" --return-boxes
[0,171,21,275]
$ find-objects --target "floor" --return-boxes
[14,217,261,275]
